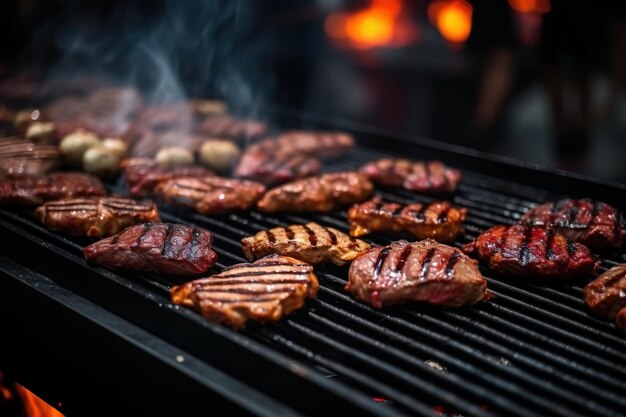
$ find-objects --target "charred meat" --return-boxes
[121,158,213,197]
[521,198,625,251]
[155,176,265,214]
[241,222,372,266]
[0,172,106,206]
[463,224,598,279]
[171,254,319,329]
[234,151,321,185]
[84,223,217,275]
[360,158,462,193]
[583,264,626,318]
[347,239,490,308]
[257,172,373,213]
[347,196,467,242]
[36,197,159,237]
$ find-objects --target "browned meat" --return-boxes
[195,115,267,139]
[359,158,462,193]
[0,138,59,179]
[347,239,491,308]
[520,199,625,251]
[257,172,373,213]
[84,223,217,275]
[252,130,355,160]
[583,264,626,318]
[155,176,265,214]
[36,197,159,237]
[347,197,467,242]
[120,158,213,197]
[463,224,599,279]
[616,307,626,335]
[241,222,372,266]
[234,150,321,185]
[0,172,106,206]
[171,254,319,329]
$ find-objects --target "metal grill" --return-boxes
[1,142,625,417]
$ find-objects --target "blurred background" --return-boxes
[1,0,625,183]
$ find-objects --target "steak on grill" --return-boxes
[463,224,599,279]
[256,172,373,213]
[36,197,160,237]
[171,254,319,329]
[241,222,372,266]
[234,151,321,185]
[251,130,355,160]
[0,172,106,206]
[520,198,625,251]
[195,115,267,139]
[0,138,60,179]
[347,239,491,308]
[359,158,462,193]
[155,176,265,214]
[84,223,217,275]
[583,264,626,318]
[347,196,467,242]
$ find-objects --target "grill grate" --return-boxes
[1,145,625,417]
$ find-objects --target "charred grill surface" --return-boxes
[583,264,626,318]
[0,172,106,206]
[360,158,462,193]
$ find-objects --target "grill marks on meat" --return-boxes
[256,172,373,213]
[347,196,467,242]
[360,158,462,193]
[253,131,355,160]
[84,223,217,275]
[347,239,490,308]
[463,224,598,279]
[171,254,319,329]
[521,198,625,251]
[583,264,626,318]
[0,172,106,206]
[36,197,159,237]
[241,222,372,266]
[195,115,267,139]
[155,176,265,214]
[0,139,60,179]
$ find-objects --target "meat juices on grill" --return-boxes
[241,222,372,266]
[84,223,217,275]
[155,176,265,214]
[347,196,467,242]
[36,197,160,237]
[583,264,626,318]
[520,198,625,251]
[359,158,462,193]
[463,224,599,279]
[347,239,490,308]
[171,254,319,329]
[0,172,106,206]
[256,172,373,213]
[234,150,321,185]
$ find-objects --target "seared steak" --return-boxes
[252,130,355,159]
[234,151,321,185]
[521,199,625,251]
[360,158,462,193]
[0,172,106,206]
[463,224,598,279]
[195,115,267,139]
[36,197,159,237]
[241,222,372,266]
[120,158,212,197]
[347,239,490,308]
[84,223,217,275]
[347,196,467,242]
[171,254,319,329]
[583,264,626,318]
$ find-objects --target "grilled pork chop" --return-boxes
[583,264,626,318]
[616,307,626,335]
[234,151,321,185]
[0,172,106,206]
[256,172,373,213]
[155,176,265,214]
[84,223,217,274]
[36,197,159,237]
[463,224,598,279]
[347,197,467,242]
[360,158,462,193]
[520,199,625,251]
[347,239,490,308]
[241,222,372,266]
[171,254,319,329]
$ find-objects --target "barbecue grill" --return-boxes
[1,108,625,417]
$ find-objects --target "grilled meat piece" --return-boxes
[257,172,373,213]
[155,176,265,214]
[234,151,321,185]
[463,224,598,279]
[616,307,626,335]
[120,158,212,197]
[347,239,490,308]
[195,115,267,139]
[241,222,372,266]
[583,264,626,318]
[171,254,319,329]
[0,172,106,206]
[36,197,159,237]
[360,159,462,193]
[0,138,59,179]
[347,196,467,242]
[253,130,355,160]
[520,199,625,251]
[84,223,217,275]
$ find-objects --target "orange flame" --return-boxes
[15,384,65,417]
[428,0,473,45]
[508,0,551,14]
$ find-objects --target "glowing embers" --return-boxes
[0,372,64,417]
[508,0,551,14]
[427,0,473,45]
